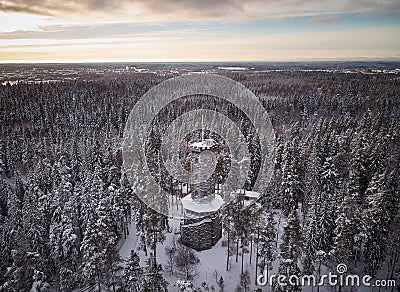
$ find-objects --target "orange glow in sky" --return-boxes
[0,1,399,62]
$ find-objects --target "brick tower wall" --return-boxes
[180,213,222,251]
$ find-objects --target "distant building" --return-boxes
[232,189,261,208]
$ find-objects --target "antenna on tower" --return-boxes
[201,114,204,141]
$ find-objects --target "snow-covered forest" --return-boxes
[0,64,399,291]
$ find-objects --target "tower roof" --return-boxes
[181,193,224,215]
[190,138,215,151]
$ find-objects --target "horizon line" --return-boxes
[1,58,400,65]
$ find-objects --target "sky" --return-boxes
[0,0,399,62]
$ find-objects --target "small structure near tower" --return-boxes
[180,138,224,250]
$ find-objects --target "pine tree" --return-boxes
[330,195,359,268]
[217,276,225,292]
[386,209,400,284]
[59,266,78,292]
[49,173,80,287]
[304,156,338,262]
[30,270,50,292]
[317,157,337,251]
[272,259,301,292]
[236,203,252,273]
[362,173,391,276]
[117,174,133,239]
[135,205,166,261]
[280,141,302,216]
[124,250,144,292]
[103,245,123,292]
[257,211,276,281]
[80,196,122,290]
[59,199,80,288]
[222,200,236,271]
[80,219,103,290]
[235,270,251,292]
[303,198,319,262]
[3,226,37,291]
[164,238,177,276]
[335,148,366,267]
[143,257,168,292]
[280,209,302,261]
[0,180,12,277]
[281,159,300,217]
[0,139,8,175]
[22,183,48,274]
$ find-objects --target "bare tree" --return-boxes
[164,237,177,276]
[212,269,220,284]
[175,244,200,280]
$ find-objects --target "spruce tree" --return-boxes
[143,257,168,292]
[272,259,301,292]
[257,211,276,280]
[363,173,391,276]
[330,195,359,268]
[124,250,144,292]
[280,209,302,261]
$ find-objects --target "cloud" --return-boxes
[1,26,399,62]
[0,22,215,40]
[309,15,339,24]
[0,0,122,17]
[1,0,399,22]
[0,2,52,15]
[343,0,400,13]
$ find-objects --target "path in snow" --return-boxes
[119,220,139,266]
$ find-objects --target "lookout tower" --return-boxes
[180,138,224,250]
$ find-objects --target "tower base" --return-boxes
[180,213,222,251]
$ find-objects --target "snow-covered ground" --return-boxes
[119,211,394,292]
[119,211,284,291]
[118,221,139,267]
